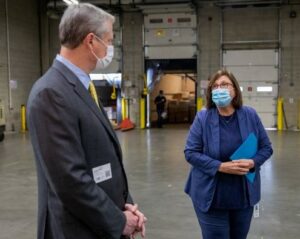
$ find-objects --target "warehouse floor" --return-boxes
[0,125,299,239]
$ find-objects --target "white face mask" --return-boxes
[91,35,114,70]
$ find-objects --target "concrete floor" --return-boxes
[0,125,299,239]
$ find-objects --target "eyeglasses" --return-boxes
[212,82,233,90]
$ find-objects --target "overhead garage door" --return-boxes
[223,49,278,128]
[144,12,197,59]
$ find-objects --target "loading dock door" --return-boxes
[143,10,197,127]
[223,49,278,128]
[144,12,197,60]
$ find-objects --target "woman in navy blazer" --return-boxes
[184,69,273,239]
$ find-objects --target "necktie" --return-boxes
[88,81,118,130]
[89,81,100,108]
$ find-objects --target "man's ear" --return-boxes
[83,33,94,48]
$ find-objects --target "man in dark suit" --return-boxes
[27,3,146,239]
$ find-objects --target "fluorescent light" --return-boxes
[240,86,243,92]
[63,0,79,5]
[257,86,273,92]
[63,0,72,5]
[90,74,104,81]
[90,73,122,82]
[265,127,277,131]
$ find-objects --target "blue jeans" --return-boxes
[193,205,253,239]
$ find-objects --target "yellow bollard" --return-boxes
[277,97,284,130]
[21,104,26,133]
[197,97,203,112]
[121,98,128,120]
[140,98,146,129]
[111,85,116,100]
[298,99,300,130]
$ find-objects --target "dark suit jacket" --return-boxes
[27,60,132,239]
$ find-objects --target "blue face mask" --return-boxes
[212,88,232,107]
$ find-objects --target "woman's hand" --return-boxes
[234,159,255,169]
[218,159,254,175]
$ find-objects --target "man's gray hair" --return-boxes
[59,3,115,49]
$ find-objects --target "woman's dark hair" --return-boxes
[206,69,243,109]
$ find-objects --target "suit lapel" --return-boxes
[73,82,120,143]
[210,108,220,159]
[237,108,248,141]
[52,60,122,157]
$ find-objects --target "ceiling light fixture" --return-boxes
[63,0,79,5]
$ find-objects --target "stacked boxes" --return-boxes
[167,93,195,123]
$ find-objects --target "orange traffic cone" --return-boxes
[119,118,135,131]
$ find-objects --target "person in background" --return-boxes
[27,3,146,239]
[184,69,273,239]
[154,90,167,128]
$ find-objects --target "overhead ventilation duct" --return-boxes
[214,0,283,7]
[138,2,195,13]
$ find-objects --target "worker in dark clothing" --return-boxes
[154,90,167,128]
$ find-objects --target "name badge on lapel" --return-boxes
[92,163,112,183]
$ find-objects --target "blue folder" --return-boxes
[230,133,258,183]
